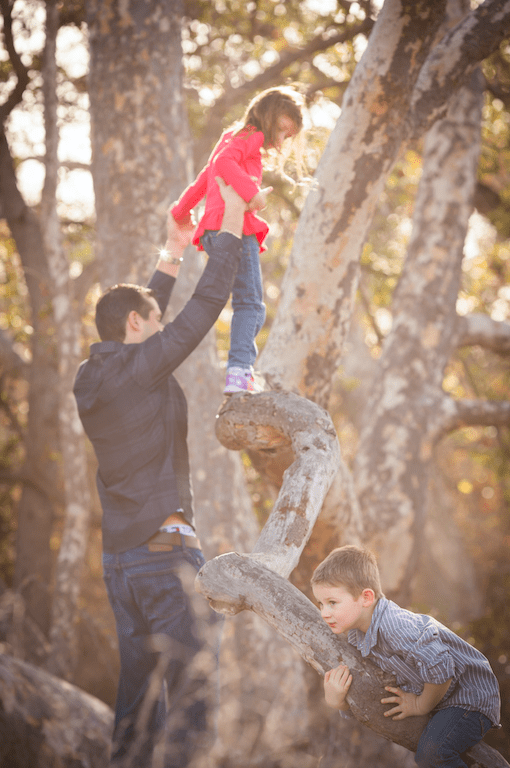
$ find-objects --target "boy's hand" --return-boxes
[324,664,352,710]
[247,186,273,212]
[381,687,422,719]
[382,679,452,720]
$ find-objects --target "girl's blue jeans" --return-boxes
[415,707,492,767]
[103,541,222,768]
[202,230,265,370]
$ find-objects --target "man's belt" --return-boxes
[147,530,201,552]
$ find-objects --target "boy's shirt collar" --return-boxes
[348,596,388,656]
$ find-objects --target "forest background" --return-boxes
[1,0,510,766]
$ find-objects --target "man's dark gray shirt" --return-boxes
[74,232,242,553]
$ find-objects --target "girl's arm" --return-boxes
[171,165,208,221]
[214,132,264,203]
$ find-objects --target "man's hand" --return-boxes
[165,208,195,253]
[324,664,352,710]
[381,679,451,720]
[247,186,273,211]
[216,177,247,239]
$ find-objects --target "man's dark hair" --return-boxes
[95,284,156,342]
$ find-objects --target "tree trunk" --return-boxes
[40,0,92,682]
[354,67,485,599]
[86,0,188,287]
[259,0,447,408]
[0,652,112,768]
[0,128,59,642]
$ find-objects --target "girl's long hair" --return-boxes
[232,85,307,182]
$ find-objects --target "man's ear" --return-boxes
[125,310,142,341]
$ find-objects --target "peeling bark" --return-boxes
[259,0,447,407]
[410,0,510,136]
[214,391,341,577]
[353,69,485,597]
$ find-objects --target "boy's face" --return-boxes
[312,583,373,635]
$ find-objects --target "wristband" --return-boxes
[160,252,183,265]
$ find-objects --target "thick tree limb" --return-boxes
[197,554,508,768]
[435,395,510,440]
[214,391,341,577]
[456,313,510,355]
[0,652,112,768]
[410,0,510,137]
[258,0,448,407]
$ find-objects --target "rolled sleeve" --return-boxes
[405,624,456,685]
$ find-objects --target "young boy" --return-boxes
[311,545,501,768]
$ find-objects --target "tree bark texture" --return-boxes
[259,0,447,407]
[353,69,486,598]
[214,391,341,578]
[86,0,189,287]
[0,128,59,639]
[0,652,112,768]
[40,0,93,683]
[196,554,508,768]
[410,0,510,137]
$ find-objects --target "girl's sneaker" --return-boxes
[224,366,258,394]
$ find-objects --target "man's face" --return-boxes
[312,583,367,635]
[138,296,163,342]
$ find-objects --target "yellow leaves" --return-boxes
[457,479,473,494]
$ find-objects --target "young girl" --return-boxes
[170,86,305,393]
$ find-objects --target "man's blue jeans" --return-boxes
[415,707,492,767]
[103,541,222,768]
[202,231,265,370]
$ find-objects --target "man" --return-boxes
[74,181,246,767]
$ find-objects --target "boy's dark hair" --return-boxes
[240,86,304,149]
[311,545,384,600]
[95,284,156,342]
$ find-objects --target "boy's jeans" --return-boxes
[202,231,265,370]
[415,707,492,767]
[103,541,222,768]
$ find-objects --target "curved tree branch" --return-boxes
[410,0,510,138]
[214,390,341,577]
[456,313,510,356]
[0,0,31,122]
[434,394,510,440]
[197,556,509,767]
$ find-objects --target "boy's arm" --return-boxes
[381,679,452,720]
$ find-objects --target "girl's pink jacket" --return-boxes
[171,126,269,252]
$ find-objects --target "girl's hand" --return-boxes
[166,209,196,251]
[324,664,352,710]
[381,686,423,719]
[247,186,273,212]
